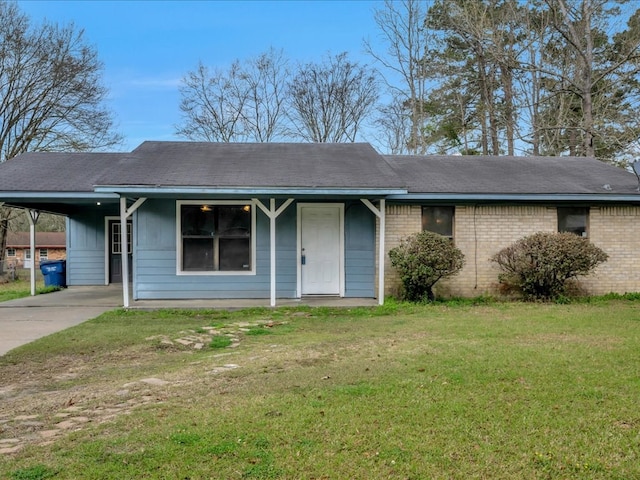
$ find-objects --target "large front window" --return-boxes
[179,202,253,273]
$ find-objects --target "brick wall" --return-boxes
[382,204,640,298]
[4,248,66,270]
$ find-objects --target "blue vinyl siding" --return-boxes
[65,198,375,297]
[66,210,111,285]
[344,202,375,297]
[133,198,298,300]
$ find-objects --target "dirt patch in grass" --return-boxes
[0,318,289,455]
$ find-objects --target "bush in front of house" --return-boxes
[389,230,465,302]
[491,231,608,301]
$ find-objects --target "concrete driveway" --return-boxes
[0,286,121,356]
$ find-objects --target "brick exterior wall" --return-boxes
[382,204,640,298]
[4,247,66,270]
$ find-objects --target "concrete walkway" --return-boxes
[0,285,378,355]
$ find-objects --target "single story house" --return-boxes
[4,231,66,269]
[0,141,638,306]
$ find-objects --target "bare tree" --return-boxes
[176,48,290,143]
[540,0,640,159]
[0,2,121,271]
[366,0,433,154]
[242,48,291,142]
[288,52,379,143]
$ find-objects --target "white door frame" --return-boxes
[296,203,345,297]
[104,215,133,286]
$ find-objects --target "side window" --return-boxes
[39,249,48,260]
[558,207,589,237]
[6,248,16,257]
[422,206,454,239]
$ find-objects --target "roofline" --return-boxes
[387,193,640,202]
[0,192,119,200]
[93,186,409,196]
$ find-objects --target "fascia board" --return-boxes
[387,193,640,203]
[93,186,408,196]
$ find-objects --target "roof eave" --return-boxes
[0,191,119,200]
[93,185,408,196]
[387,193,640,202]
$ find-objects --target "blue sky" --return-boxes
[18,0,384,151]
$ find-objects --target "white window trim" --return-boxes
[176,200,257,276]
[39,249,48,260]
[6,248,16,257]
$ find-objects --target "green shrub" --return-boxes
[491,231,608,300]
[389,230,465,302]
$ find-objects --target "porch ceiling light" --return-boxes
[200,204,212,212]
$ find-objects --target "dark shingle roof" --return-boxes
[384,155,639,195]
[1,144,638,198]
[0,153,124,192]
[6,231,65,248]
[0,143,404,192]
[108,142,402,189]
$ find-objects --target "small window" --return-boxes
[111,222,132,254]
[558,207,589,237]
[39,249,48,260]
[179,203,253,273]
[422,206,454,238]
[6,248,16,257]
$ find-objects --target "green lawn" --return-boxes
[1,300,639,479]
[0,278,47,302]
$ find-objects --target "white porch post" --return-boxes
[120,197,130,308]
[378,199,385,305]
[27,209,40,296]
[360,199,386,306]
[269,199,276,306]
[119,196,147,308]
[253,198,294,307]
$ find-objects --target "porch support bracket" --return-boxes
[360,199,386,305]
[253,198,294,307]
[119,197,147,308]
[27,209,40,296]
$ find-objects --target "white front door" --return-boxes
[299,204,343,295]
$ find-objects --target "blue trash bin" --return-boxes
[40,260,67,288]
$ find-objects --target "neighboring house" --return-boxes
[0,141,638,305]
[4,231,66,269]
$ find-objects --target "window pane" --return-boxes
[219,238,251,271]
[558,207,588,237]
[183,238,214,271]
[182,205,215,236]
[422,206,454,237]
[218,206,251,236]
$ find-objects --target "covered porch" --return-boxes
[1,284,379,309]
